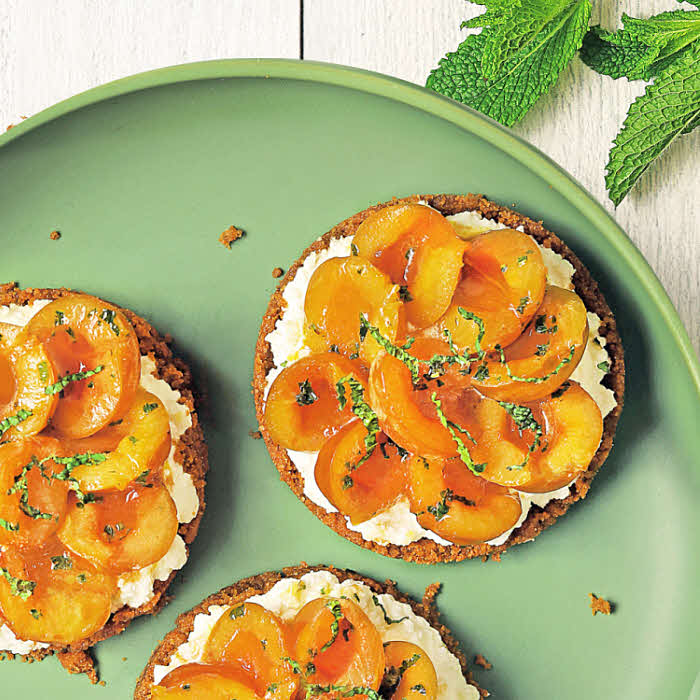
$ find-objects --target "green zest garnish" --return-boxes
[0,518,19,532]
[496,344,576,384]
[430,393,485,475]
[296,379,318,406]
[381,652,422,694]
[0,567,36,600]
[597,360,610,372]
[37,361,49,383]
[44,365,104,395]
[0,408,33,436]
[335,374,380,468]
[371,594,408,625]
[498,401,543,470]
[398,285,413,302]
[229,604,245,619]
[320,599,344,653]
[100,308,121,335]
[142,402,159,413]
[50,555,72,570]
[516,296,530,314]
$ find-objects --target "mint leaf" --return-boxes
[427,0,592,126]
[581,10,700,81]
[605,41,700,205]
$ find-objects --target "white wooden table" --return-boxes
[2,0,698,353]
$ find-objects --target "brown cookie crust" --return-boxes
[252,194,625,564]
[134,563,487,699]
[0,283,209,679]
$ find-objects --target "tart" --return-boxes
[254,195,624,563]
[135,564,485,699]
[0,284,208,679]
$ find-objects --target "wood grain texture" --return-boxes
[305,0,700,355]
[1,0,698,353]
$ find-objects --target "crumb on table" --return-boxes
[219,225,245,249]
[248,429,262,440]
[474,654,492,670]
[50,230,61,241]
[589,593,613,616]
[272,267,284,278]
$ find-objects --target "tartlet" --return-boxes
[0,283,208,680]
[135,564,485,699]
[253,194,625,563]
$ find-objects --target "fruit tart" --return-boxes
[0,284,208,679]
[254,195,624,563]
[136,564,484,699]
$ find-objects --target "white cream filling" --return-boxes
[264,209,617,549]
[0,300,200,651]
[152,570,479,700]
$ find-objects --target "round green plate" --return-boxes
[1,60,698,699]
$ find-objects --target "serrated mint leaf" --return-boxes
[427,0,592,127]
[605,41,700,205]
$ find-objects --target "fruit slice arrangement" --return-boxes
[152,597,440,699]
[263,203,605,546]
[0,294,179,644]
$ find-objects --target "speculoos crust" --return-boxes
[133,563,487,699]
[252,194,625,564]
[0,283,209,681]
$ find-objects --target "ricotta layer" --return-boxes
[264,209,617,548]
[0,300,200,651]
[152,570,480,700]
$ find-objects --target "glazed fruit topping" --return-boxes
[263,205,606,546]
[0,294,179,644]
[155,594,439,700]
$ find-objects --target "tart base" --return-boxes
[252,194,625,564]
[134,563,487,699]
[0,283,209,681]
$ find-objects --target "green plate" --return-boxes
[1,60,698,699]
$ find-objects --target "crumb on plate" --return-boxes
[474,654,492,670]
[272,267,284,278]
[589,592,613,616]
[219,225,245,249]
[50,230,61,240]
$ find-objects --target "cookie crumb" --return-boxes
[421,582,442,612]
[272,267,284,278]
[50,230,61,241]
[99,681,106,686]
[589,592,613,616]
[474,654,492,670]
[121,657,127,662]
[248,429,262,440]
[219,225,245,249]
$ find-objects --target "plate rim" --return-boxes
[1,57,697,397]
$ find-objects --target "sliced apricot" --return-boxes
[24,294,140,439]
[368,352,456,458]
[58,484,178,574]
[291,597,384,693]
[0,540,115,644]
[315,421,407,525]
[0,438,69,548]
[264,353,367,452]
[474,381,603,493]
[383,641,438,700]
[407,456,522,545]
[304,256,405,364]
[353,203,467,328]
[0,329,58,440]
[203,602,298,699]
[473,286,589,402]
[63,387,171,492]
[426,229,546,353]
[153,663,262,699]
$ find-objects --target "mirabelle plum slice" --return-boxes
[303,257,405,364]
[291,597,384,693]
[0,540,115,644]
[202,602,298,699]
[0,438,69,548]
[0,326,58,440]
[315,421,407,524]
[368,351,457,458]
[153,663,262,699]
[383,641,438,700]
[353,203,467,328]
[407,456,522,545]
[63,387,171,492]
[264,353,367,452]
[474,381,603,493]
[58,484,178,574]
[426,229,546,353]
[473,286,589,402]
[24,294,140,439]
